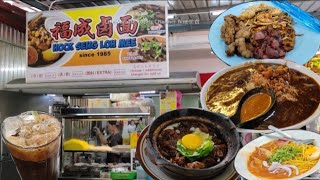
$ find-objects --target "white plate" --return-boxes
[234,130,320,180]
[200,59,320,133]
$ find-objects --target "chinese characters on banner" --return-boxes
[26,2,168,83]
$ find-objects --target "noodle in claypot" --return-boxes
[156,120,227,169]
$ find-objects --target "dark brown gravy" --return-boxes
[205,63,320,130]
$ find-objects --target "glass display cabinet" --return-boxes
[58,107,154,179]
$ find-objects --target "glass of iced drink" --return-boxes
[1,111,62,180]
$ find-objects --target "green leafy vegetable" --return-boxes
[136,10,156,31]
[269,145,302,163]
[177,140,214,161]
[141,41,163,59]
[176,129,214,161]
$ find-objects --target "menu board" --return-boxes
[26,2,168,83]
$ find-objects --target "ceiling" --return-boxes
[15,0,320,32]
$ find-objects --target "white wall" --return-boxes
[169,48,228,73]
[169,30,228,73]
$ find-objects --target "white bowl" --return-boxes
[234,130,320,180]
[200,59,320,133]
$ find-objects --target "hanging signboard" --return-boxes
[26,1,168,83]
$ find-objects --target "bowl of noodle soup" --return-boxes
[235,130,320,180]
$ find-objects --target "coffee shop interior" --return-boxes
[1,0,320,180]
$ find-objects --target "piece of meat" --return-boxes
[159,129,178,140]
[255,31,266,40]
[213,137,224,144]
[252,29,287,59]
[246,43,254,52]
[270,30,280,38]
[271,39,280,49]
[239,9,256,20]
[226,42,236,56]
[279,49,285,57]
[266,46,280,58]
[162,140,176,150]
[235,20,246,31]
[199,143,227,167]
[159,149,170,158]
[221,14,237,45]
[236,29,251,39]
[214,144,227,157]
[235,38,253,58]
[157,129,179,159]
[198,123,209,133]
[201,157,218,167]
[254,48,264,59]
[186,161,206,169]
[172,154,186,166]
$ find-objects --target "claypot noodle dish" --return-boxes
[249,139,320,179]
[28,14,64,67]
[156,120,227,169]
[221,4,297,59]
[205,63,320,130]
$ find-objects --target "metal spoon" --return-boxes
[267,125,314,144]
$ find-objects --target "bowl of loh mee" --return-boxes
[145,108,240,179]
[121,36,166,63]
[126,4,165,36]
[221,3,296,59]
[235,130,320,180]
[27,14,64,67]
[200,59,320,133]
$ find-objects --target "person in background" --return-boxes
[136,118,146,132]
[127,120,136,133]
[95,121,122,163]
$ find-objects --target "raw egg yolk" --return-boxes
[181,134,203,150]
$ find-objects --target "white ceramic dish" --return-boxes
[234,130,320,180]
[200,59,320,133]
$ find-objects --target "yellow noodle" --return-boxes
[281,142,319,174]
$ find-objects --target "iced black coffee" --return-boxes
[1,112,62,180]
